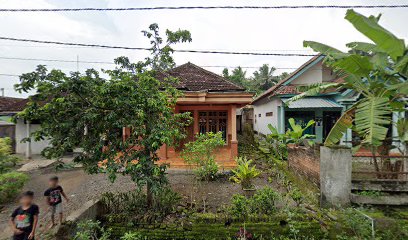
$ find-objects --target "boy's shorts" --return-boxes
[13,232,33,240]
[51,203,63,216]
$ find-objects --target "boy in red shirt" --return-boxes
[9,191,39,240]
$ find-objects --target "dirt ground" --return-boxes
[0,166,277,239]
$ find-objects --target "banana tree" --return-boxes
[286,118,316,147]
[288,10,407,158]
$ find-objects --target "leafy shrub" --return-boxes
[74,220,111,240]
[101,187,180,218]
[181,132,225,181]
[152,187,181,216]
[258,124,289,161]
[0,137,20,174]
[289,188,304,206]
[0,171,29,203]
[251,187,280,214]
[229,188,281,218]
[230,157,261,189]
[229,194,250,218]
[121,232,145,240]
[259,118,315,162]
[101,189,147,215]
[336,208,373,240]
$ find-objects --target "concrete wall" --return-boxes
[253,97,281,135]
[320,146,352,207]
[15,118,50,155]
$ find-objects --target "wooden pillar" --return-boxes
[193,110,199,134]
[229,105,238,160]
[26,120,31,159]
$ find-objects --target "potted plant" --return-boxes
[230,157,261,196]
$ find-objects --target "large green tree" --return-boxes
[223,65,289,94]
[252,64,279,91]
[223,66,247,87]
[15,24,192,205]
[289,10,407,171]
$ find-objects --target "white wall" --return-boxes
[253,97,281,135]
[15,119,50,155]
[291,61,323,85]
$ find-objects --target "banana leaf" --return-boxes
[355,97,392,147]
[324,107,354,146]
[345,9,405,61]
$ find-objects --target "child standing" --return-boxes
[9,191,39,240]
[44,176,69,226]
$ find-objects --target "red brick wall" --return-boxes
[288,147,320,186]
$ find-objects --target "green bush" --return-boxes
[289,187,304,206]
[229,187,282,218]
[229,194,250,218]
[0,137,20,174]
[74,220,111,240]
[251,187,280,214]
[121,232,146,240]
[0,171,29,203]
[152,187,181,216]
[101,187,180,219]
[181,132,225,181]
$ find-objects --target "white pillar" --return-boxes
[230,105,237,142]
[25,120,32,159]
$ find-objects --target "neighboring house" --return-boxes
[252,55,406,147]
[0,96,25,152]
[251,55,358,144]
[152,63,253,168]
[0,97,51,158]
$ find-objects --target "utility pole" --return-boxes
[0,88,4,97]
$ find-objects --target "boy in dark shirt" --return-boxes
[44,176,69,226]
[9,191,39,240]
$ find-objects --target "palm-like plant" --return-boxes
[286,118,316,147]
[230,157,261,189]
[288,10,407,153]
[252,64,279,91]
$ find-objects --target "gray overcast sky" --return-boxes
[0,0,407,97]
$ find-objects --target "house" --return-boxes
[0,96,24,152]
[0,97,51,158]
[152,63,253,168]
[1,63,253,167]
[251,55,358,144]
[252,55,406,148]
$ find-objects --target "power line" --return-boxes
[0,5,407,12]
[0,73,19,77]
[0,55,306,70]
[0,36,316,57]
[0,56,114,65]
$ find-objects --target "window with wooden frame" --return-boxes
[198,111,228,141]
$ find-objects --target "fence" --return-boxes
[352,155,408,193]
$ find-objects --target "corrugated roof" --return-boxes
[282,97,343,109]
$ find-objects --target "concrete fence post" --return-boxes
[320,146,352,207]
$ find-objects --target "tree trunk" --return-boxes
[371,147,381,179]
[146,181,153,208]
